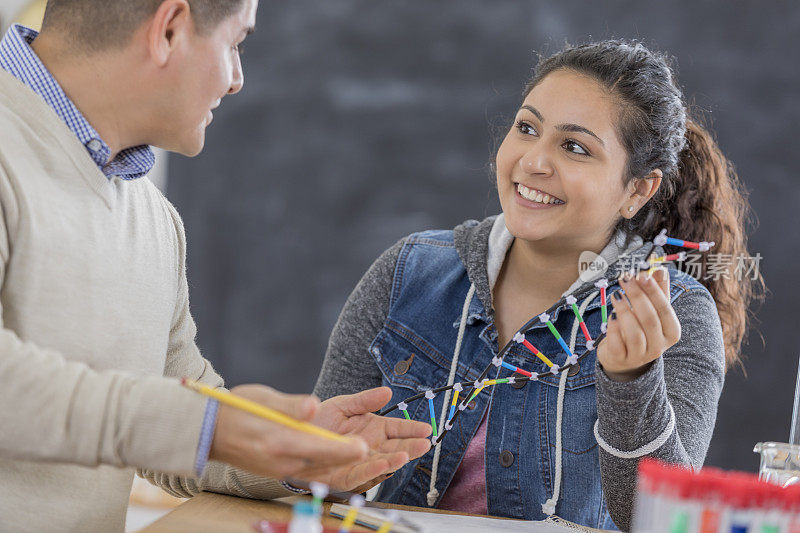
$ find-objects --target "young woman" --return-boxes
[313,40,762,530]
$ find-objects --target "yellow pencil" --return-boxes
[181,378,351,444]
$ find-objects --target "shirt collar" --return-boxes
[0,24,154,180]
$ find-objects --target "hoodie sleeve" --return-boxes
[313,239,405,400]
[594,284,726,531]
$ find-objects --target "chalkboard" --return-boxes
[167,0,800,473]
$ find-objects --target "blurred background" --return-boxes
[2,0,798,477]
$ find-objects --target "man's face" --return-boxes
[167,0,258,156]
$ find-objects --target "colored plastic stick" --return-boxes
[567,295,592,343]
[601,287,608,323]
[654,229,714,251]
[651,253,687,263]
[466,385,485,405]
[425,391,438,438]
[447,384,462,422]
[500,361,517,373]
[338,495,365,533]
[666,237,691,248]
[646,251,685,275]
[519,337,555,367]
[579,321,592,342]
[501,360,534,377]
[595,279,609,327]
[524,339,555,367]
[539,313,574,359]
[309,482,328,513]
[397,401,410,420]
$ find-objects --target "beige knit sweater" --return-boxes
[0,71,289,532]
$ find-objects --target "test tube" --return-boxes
[791,353,800,446]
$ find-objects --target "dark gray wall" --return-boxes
[167,1,800,473]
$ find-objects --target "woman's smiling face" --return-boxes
[496,69,633,251]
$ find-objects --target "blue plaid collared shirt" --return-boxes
[0,24,155,180]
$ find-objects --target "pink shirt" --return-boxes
[436,411,489,514]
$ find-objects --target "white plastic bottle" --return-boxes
[289,500,322,533]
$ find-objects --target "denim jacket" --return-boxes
[366,222,717,529]
[314,215,725,530]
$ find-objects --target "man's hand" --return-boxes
[298,387,432,491]
[209,385,370,480]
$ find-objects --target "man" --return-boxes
[0,0,431,530]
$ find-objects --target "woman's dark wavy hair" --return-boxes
[522,40,764,369]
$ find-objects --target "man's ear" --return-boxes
[146,0,193,67]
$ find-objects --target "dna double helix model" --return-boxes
[378,229,715,446]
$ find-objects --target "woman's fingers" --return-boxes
[598,311,627,370]
[645,268,681,345]
[611,289,647,358]
[618,275,664,357]
[651,265,671,298]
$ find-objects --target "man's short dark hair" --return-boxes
[41,0,245,51]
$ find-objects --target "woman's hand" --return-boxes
[597,268,681,382]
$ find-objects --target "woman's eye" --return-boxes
[515,120,537,136]
[563,140,589,156]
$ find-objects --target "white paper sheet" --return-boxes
[329,503,601,533]
[388,508,588,532]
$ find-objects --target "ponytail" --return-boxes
[640,118,764,368]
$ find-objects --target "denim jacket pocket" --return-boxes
[369,318,452,387]
[370,317,478,423]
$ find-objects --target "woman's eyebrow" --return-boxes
[556,124,605,147]
[521,105,605,147]
[520,104,606,148]
[521,105,544,122]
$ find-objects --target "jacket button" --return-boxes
[499,450,515,468]
[568,362,581,377]
[467,400,477,410]
[393,353,415,376]
[510,371,527,389]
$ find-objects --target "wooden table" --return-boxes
[137,491,500,532]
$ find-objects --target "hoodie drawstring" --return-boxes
[542,291,597,517]
[426,286,598,514]
[427,283,476,507]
